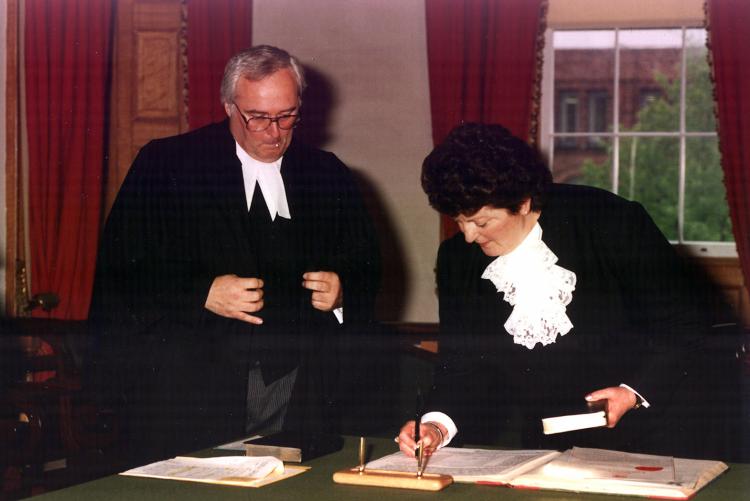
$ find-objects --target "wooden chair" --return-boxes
[0,318,119,497]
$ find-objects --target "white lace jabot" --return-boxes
[481,223,576,350]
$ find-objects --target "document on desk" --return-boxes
[509,447,728,499]
[121,455,308,488]
[365,447,560,483]
[366,447,727,498]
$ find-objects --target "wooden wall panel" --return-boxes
[136,32,180,118]
[106,0,186,217]
[134,1,182,29]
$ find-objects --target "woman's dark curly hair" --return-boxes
[421,123,552,217]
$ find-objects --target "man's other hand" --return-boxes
[302,271,342,311]
[205,274,264,324]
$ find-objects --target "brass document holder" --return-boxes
[332,437,452,491]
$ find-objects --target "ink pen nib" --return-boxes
[416,443,424,478]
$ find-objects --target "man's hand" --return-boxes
[586,386,638,427]
[205,274,264,324]
[302,271,342,311]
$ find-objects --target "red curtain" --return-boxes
[707,0,750,296]
[187,0,253,130]
[425,0,547,237]
[25,0,113,320]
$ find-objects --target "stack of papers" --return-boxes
[121,455,308,488]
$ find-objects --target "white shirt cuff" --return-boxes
[333,307,343,324]
[619,383,651,408]
[421,411,457,448]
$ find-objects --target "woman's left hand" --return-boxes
[585,387,637,427]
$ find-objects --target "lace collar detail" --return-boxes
[481,223,576,350]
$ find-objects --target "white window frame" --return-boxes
[540,27,737,258]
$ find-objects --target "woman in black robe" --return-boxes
[397,123,743,461]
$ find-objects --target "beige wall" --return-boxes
[253,0,438,322]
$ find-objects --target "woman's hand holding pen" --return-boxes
[397,420,446,457]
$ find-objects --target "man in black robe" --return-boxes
[89,45,380,461]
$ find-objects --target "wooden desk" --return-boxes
[29,436,750,500]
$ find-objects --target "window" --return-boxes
[541,27,735,257]
[556,91,579,148]
[587,90,608,148]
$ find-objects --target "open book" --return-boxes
[120,455,308,488]
[366,447,559,484]
[366,447,727,499]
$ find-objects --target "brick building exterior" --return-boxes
[552,48,681,182]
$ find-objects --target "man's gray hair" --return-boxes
[220,45,306,105]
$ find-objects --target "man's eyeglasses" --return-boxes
[233,102,300,132]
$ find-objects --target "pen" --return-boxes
[414,413,421,449]
[358,436,366,473]
[414,388,423,477]
[416,443,425,478]
[414,413,423,477]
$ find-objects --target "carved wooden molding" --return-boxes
[5,0,29,317]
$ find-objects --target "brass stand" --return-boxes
[333,468,452,491]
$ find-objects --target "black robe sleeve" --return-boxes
[597,197,707,407]
[317,153,381,324]
[90,139,217,336]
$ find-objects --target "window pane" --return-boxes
[618,136,679,240]
[555,91,579,138]
[554,30,615,49]
[552,136,612,187]
[619,29,681,132]
[587,90,609,134]
[684,137,733,242]
[685,29,716,132]
[554,30,614,137]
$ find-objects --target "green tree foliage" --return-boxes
[579,49,733,242]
